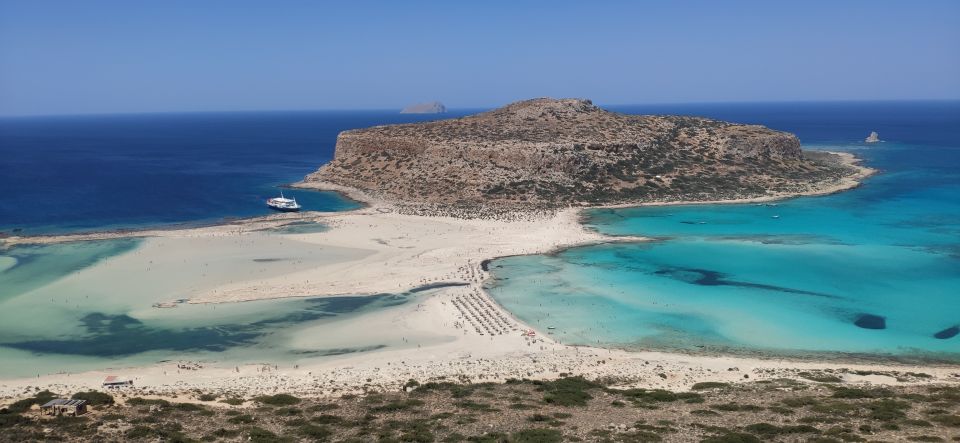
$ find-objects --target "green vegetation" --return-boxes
[691,382,730,390]
[743,422,820,437]
[537,376,598,407]
[254,393,301,406]
[831,386,893,399]
[70,390,114,405]
[370,398,425,413]
[616,388,704,405]
[125,422,191,441]
[1,376,957,442]
[247,426,292,443]
[127,397,171,407]
[709,403,763,412]
[227,413,255,424]
[701,432,762,443]
[799,371,844,383]
[3,390,58,414]
[510,428,563,443]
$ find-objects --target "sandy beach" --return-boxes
[5,151,955,406]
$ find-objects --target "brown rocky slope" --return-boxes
[303,98,860,212]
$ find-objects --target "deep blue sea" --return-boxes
[488,101,960,362]
[0,110,474,234]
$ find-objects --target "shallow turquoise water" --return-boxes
[488,237,959,360]
[0,237,427,377]
[0,239,142,305]
[488,102,960,362]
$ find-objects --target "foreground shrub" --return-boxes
[510,428,563,443]
[691,382,730,391]
[255,393,301,406]
[6,390,58,413]
[701,432,761,443]
[538,376,598,407]
[71,391,114,406]
[743,423,819,437]
[126,397,171,407]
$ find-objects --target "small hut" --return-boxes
[39,399,87,416]
[102,375,133,389]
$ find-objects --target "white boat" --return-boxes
[266,191,301,212]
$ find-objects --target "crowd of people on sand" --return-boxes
[394,203,560,221]
[439,261,554,352]
[169,362,204,373]
[176,362,203,370]
[450,288,517,336]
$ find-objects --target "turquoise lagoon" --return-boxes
[488,102,960,362]
[1,102,957,376]
[0,236,438,378]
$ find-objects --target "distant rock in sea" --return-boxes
[400,101,446,114]
[865,131,881,143]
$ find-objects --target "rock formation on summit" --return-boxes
[304,98,863,212]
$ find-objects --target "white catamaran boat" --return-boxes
[266,191,301,212]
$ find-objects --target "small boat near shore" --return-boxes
[267,191,301,212]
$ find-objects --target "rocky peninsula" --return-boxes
[304,98,866,215]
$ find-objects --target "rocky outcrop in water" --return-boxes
[400,101,446,114]
[305,98,861,210]
[865,131,881,143]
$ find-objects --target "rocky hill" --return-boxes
[304,98,861,211]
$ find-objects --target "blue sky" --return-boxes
[1,0,958,116]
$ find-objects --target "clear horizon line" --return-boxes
[2,97,959,119]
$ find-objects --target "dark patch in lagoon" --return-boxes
[653,266,839,299]
[934,325,959,339]
[1,294,408,357]
[293,344,387,356]
[588,209,643,218]
[713,234,848,246]
[409,282,469,293]
[854,314,886,330]
[264,221,330,235]
[10,313,262,356]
